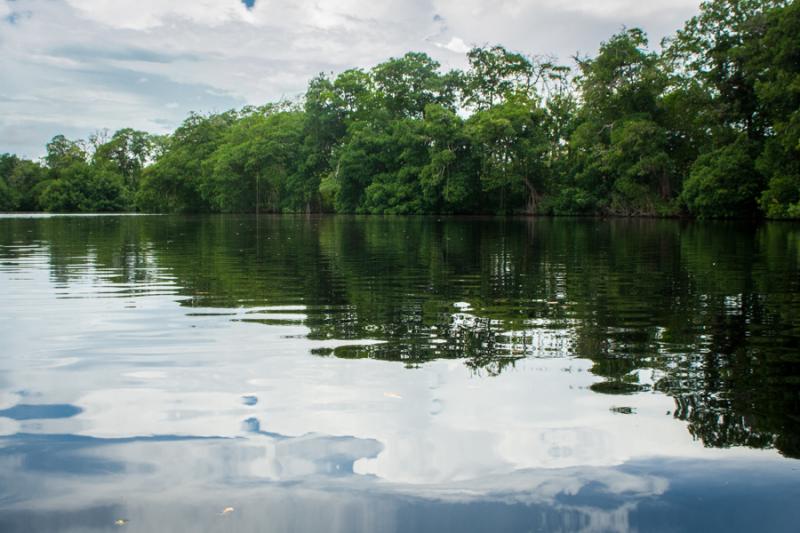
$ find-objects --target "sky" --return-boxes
[0,0,701,158]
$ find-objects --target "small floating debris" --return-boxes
[241,395,258,406]
[383,392,403,400]
[114,519,129,526]
[220,507,235,516]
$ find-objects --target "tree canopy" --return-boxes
[1,0,797,218]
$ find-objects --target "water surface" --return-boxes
[1,215,799,532]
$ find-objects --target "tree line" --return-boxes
[1,0,798,218]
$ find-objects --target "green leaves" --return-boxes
[463,46,536,110]
[2,1,798,219]
[136,111,239,212]
[577,29,665,124]
[373,52,443,119]
[682,136,761,218]
[564,29,677,216]
[40,162,127,213]
[203,110,305,213]
[466,94,550,213]
[92,128,154,191]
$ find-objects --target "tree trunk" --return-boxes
[522,177,540,215]
[659,170,671,200]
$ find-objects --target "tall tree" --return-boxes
[567,29,674,215]
[137,111,238,212]
[467,94,550,213]
[372,52,443,119]
[205,108,305,213]
[752,1,800,217]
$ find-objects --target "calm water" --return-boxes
[1,214,799,532]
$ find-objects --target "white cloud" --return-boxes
[437,36,471,54]
[542,0,700,18]
[65,0,253,30]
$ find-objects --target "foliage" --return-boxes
[136,112,238,212]
[39,162,127,212]
[0,154,47,211]
[2,0,799,218]
[466,94,550,213]
[564,29,677,216]
[0,175,14,211]
[203,108,305,213]
[682,135,761,217]
[92,128,154,191]
[0,155,19,211]
[753,0,800,218]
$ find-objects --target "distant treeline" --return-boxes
[1,0,798,218]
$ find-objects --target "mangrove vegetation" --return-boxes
[1,0,798,218]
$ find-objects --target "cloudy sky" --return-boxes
[0,0,700,158]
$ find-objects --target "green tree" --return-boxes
[463,46,536,110]
[752,1,800,217]
[45,135,87,172]
[372,52,443,119]
[664,0,791,217]
[0,154,20,211]
[299,75,349,212]
[137,111,237,212]
[467,94,550,213]
[664,0,785,141]
[0,176,15,212]
[3,1,800,218]
[682,135,762,217]
[205,108,305,213]
[5,158,47,211]
[332,120,393,213]
[420,104,480,212]
[565,28,674,215]
[39,162,127,212]
[606,119,674,215]
[93,128,153,192]
[361,118,429,214]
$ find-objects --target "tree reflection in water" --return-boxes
[1,215,798,458]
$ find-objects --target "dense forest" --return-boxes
[1,0,798,218]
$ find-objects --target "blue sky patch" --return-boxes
[241,0,256,9]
